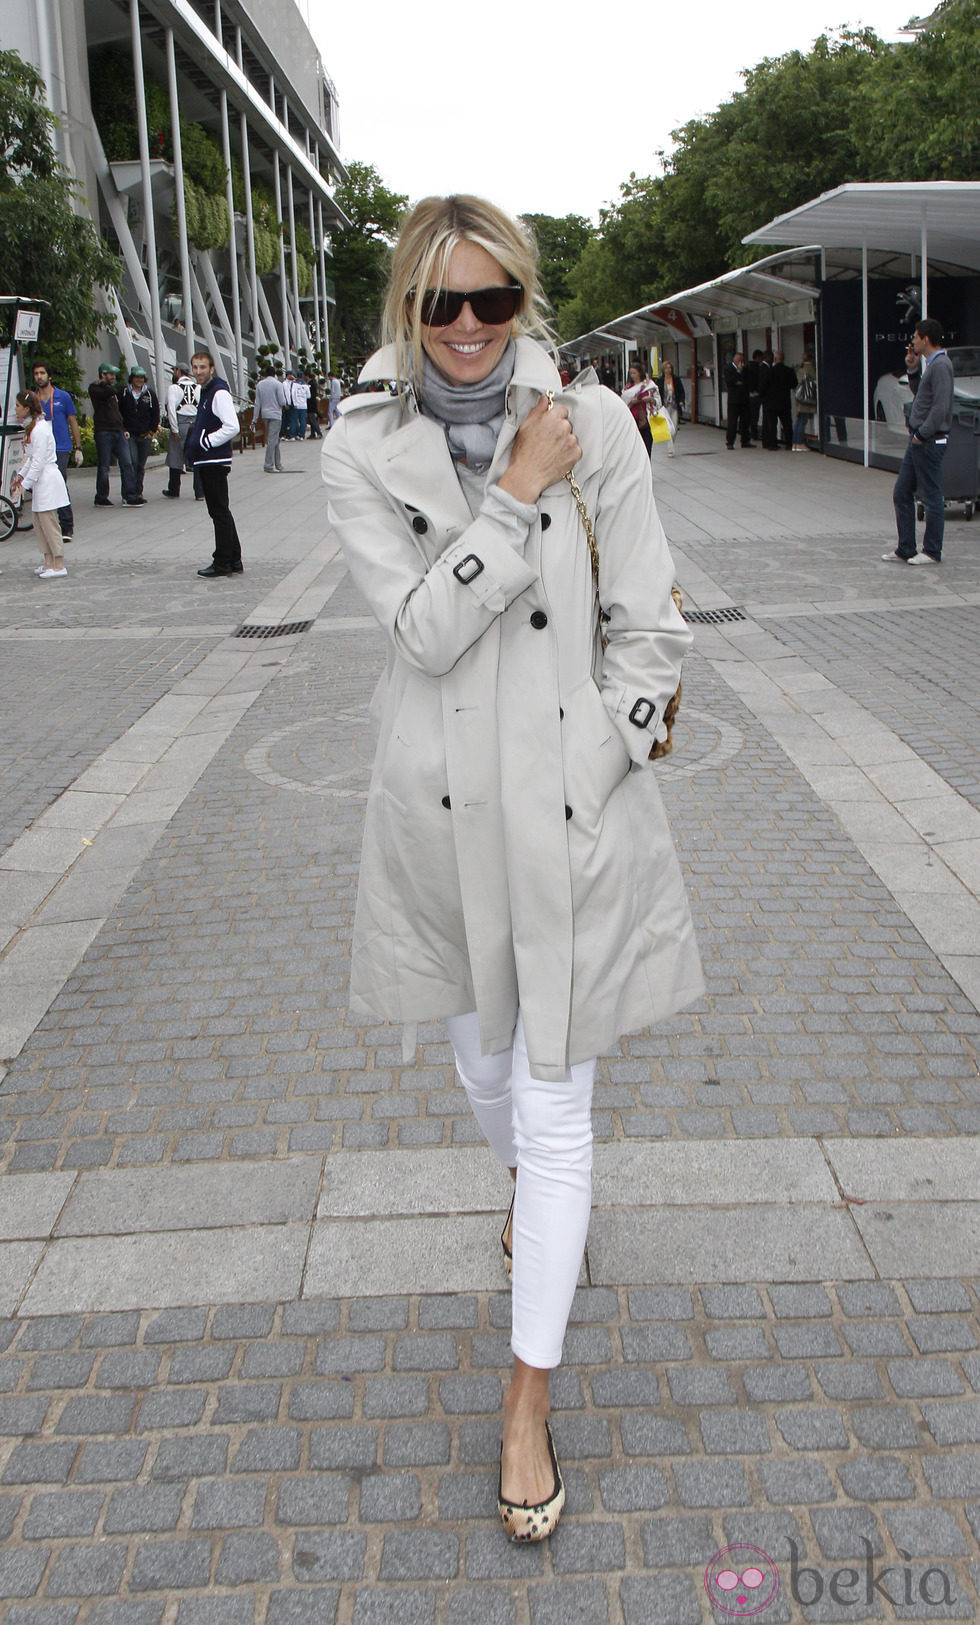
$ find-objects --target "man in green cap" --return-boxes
[88,364,142,506]
[119,366,161,498]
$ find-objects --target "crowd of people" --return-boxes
[9,355,345,581]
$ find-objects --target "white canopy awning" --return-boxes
[564,253,816,355]
[744,182,980,272]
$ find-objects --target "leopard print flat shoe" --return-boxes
[497,1420,565,1542]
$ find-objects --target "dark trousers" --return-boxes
[306,407,322,439]
[726,398,751,447]
[55,449,74,536]
[763,403,793,449]
[197,464,242,569]
[894,436,946,560]
[94,429,136,501]
[131,435,153,495]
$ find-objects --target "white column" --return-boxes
[165,28,195,365]
[285,165,302,353]
[921,214,929,319]
[862,241,869,469]
[130,0,167,399]
[240,114,263,357]
[272,154,292,359]
[316,196,330,370]
[219,90,245,395]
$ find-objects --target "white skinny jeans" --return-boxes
[446,1011,596,1369]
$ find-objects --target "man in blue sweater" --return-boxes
[185,350,243,577]
[884,317,955,566]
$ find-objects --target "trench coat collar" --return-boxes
[350,338,599,517]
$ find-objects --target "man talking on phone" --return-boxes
[884,317,954,567]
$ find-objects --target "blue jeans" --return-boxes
[94,430,136,502]
[894,436,946,559]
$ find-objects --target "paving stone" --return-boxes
[759,1459,836,1505]
[137,1390,205,1430]
[46,1542,128,1597]
[383,1422,452,1468]
[96,1351,161,1388]
[463,1526,543,1579]
[701,1286,766,1319]
[191,1479,267,1529]
[144,1308,209,1343]
[597,1465,669,1511]
[837,1455,917,1500]
[811,1506,885,1559]
[888,1359,964,1398]
[446,1586,516,1625]
[168,1345,236,1383]
[215,1529,281,1585]
[22,1489,103,1539]
[769,1285,833,1318]
[437,1472,497,1521]
[620,1573,702,1625]
[705,1325,772,1361]
[667,1367,736,1406]
[363,1377,429,1418]
[176,1599,254,1625]
[230,1426,301,1472]
[640,1514,716,1566]
[743,1366,813,1402]
[316,1336,385,1374]
[359,1472,422,1522]
[75,1440,147,1483]
[152,1436,228,1481]
[815,1361,885,1400]
[590,1369,660,1409]
[0,1397,51,1435]
[853,1403,923,1448]
[906,1281,973,1314]
[102,1484,184,1534]
[619,1413,692,1457]
[2,1441,77,1485]
[700,1409,771,1455]
[309,1427,379,1471]
[288,1382,355,1422]
[673,1461,751,1507]
[351,1593,433,1625]
[378,1529,459,1580]
[884,1508,970,1557]
[775,1407,849,1450]
[266,1591,340,1625]
[281,1302,341,1335]
[772,1323,843,1359]
[528,1579,608,1624]
[0,1549,55,1599]
[909,1317,978,1355]
[922,1454,980,1498]
[291,1529,366,1582]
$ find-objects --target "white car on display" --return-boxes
[949,346,980,401]
[872,366,912,425]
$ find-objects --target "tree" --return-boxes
[328,161,406,364]
[0,50,121,393]
[519,213,594,316]
[855,0,980,180]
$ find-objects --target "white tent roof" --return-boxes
[564,253,815,354]
[744,182,980,271]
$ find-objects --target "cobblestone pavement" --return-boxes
[0,432,978,1621]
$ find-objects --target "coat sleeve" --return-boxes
[201,388,239,449]
[593,391,693,765]
[322,415,539,678]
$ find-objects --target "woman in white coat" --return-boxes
[322,195,702,1542]
[11,391,71,578]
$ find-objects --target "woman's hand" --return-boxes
[497,395,581,506]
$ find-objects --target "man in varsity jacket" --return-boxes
[185,350,243,578]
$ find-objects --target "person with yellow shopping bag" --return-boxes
[621,363,660,456]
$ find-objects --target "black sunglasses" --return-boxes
[410,284,523,328]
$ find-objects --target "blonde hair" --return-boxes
[381,194,553,384]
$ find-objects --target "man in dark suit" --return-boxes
[725,353,752,449]
[763,350,797,450]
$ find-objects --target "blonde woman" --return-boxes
[322,195,702,1542]
[10,391,71,578]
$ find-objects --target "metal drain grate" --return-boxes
[683,607,747,624]
[234,621,314,639]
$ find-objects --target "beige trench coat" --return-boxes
[321,339,704,1081]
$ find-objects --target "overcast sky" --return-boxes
[304,0,913,222]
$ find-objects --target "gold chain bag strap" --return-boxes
[546,391,683,760]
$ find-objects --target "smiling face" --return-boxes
[420,240,515,387]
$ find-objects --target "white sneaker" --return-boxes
[881,551,909,562]
[907,552,939,566]
[39,567,68,578]
[34,564,46,575]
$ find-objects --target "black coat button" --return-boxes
[441,795,451,809]
[412,515,428,534]
[541,513,551,530]
[565,805,572,820]
[530,610,548,629]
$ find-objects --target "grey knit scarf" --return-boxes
[418,341,515,471]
